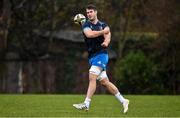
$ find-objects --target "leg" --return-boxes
[98,71,119,95]
[99,71,129,113]
[86,73,98,99]
[73,66,102,111]
[100,78,119,95]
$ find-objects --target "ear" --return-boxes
[95,10,97,14]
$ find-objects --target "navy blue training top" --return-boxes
[82,20,108,58]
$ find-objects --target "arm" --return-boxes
[83,28,109,38]
[101,27,111,47]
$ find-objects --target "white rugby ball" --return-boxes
[74,14,86,25]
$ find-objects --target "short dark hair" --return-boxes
[86,4,97,11]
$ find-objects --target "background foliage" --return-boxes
[0,0,179,94]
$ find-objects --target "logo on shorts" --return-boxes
[97,61,102,64]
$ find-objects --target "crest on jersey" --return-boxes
[90,25,93,29]
[99,26,103,30]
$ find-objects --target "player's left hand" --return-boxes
[101,41,109,48]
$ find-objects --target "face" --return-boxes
[86,9,97,21]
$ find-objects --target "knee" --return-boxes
[100,79,109,86]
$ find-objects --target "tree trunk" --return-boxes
[118,0,133,58]
[0,0,12,93]
[0,0,11,50]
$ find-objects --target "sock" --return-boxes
[115,92,126,103]
[84,97,91,108]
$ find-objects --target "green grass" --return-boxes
[0,95,179,117]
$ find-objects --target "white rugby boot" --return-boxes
[73,103,89,111]
[123,99,129,113]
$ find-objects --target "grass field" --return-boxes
[0,95,179,117]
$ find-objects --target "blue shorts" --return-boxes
[89,51,109,70]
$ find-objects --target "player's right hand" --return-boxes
[101,41,109,48]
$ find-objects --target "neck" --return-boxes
[90,18,98,24]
